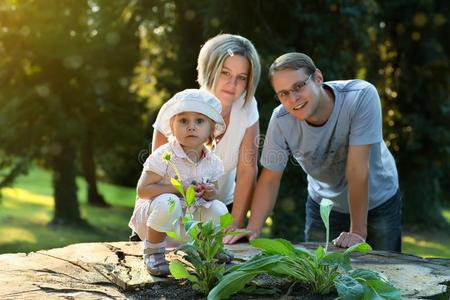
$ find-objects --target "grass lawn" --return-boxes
[0,167,136,254]
[1,167,449,258]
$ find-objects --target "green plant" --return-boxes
[160,150,239,294]
[208,199,402,300]
[161,150,197,232]
[170,214,234,294]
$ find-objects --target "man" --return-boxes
[225,52,401,251]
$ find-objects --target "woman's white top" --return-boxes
[153,94,259,205]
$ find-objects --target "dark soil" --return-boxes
[124,274,337,300]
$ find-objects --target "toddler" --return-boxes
[129,89,229,276]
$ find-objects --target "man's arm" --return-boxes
[333,144,370,247]
[224,167,283,244]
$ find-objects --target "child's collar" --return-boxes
[169,139,210,163]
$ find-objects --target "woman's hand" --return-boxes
[222,225,260,244]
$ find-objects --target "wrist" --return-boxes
[230,210,246,227]
[246,220,262,234]
[232,218,245,228]
[350,227,367,239]
[349,232,366,242]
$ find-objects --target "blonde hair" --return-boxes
[205,119,216,149]
[197,33,261,104]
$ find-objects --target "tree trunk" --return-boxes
[81,129,108,207]
[51,142,83,225]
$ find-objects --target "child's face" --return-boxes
[170,112,214,149]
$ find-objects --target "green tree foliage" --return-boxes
[132,0,205,104]
[80,0,147,188]
[367,0,450,226]
[0,0,89,224]
[0,0,145,223]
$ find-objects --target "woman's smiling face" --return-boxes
[214,55,250,107]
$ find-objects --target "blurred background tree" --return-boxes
[0,0,145,224]
[368,0,450,227]
[0,0,448,235]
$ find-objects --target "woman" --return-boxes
[153,34,261,243]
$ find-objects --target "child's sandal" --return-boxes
[143,247,170,277]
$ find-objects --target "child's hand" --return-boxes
[194,183,204,198]
[198,183,217,200]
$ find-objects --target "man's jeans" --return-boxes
[304,190,402,252]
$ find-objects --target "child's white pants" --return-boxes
[129,193,228,241]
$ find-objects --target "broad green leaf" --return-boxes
[207,270,265,300]
[202,219,214,235]
[350,269,401,299]
[166,231,178,239]
[349,268,381,280]
[250,238,295,255]
[364,279,402,299]
[185,220,200,239]
[212,226,224,237]
[322,252,352,272]
[344,242,372,255]
[268,260,297,277]
[349,269,402,299]
[334,274,365,299]
[320,198,334,252]
[176,243,198,254]
[293,246,313,257]
[182,215,193,224]
[185,185,196,206]
[220,213,233,229]
[315,245,326,260]
[176,245,203,270]
[210,242,222,260]
[234,254,285,272]
[169,260,198,282]
[185,220,200,234]
[171,177,185,197]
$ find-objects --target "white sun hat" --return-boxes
[156,89,226,137]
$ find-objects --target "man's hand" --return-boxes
[223,226,261,244]
[332,231,366,248]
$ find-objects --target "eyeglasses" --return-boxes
[274,73,313,102]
